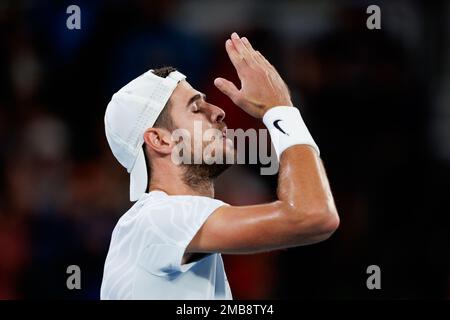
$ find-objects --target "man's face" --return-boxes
[167,80,234,177]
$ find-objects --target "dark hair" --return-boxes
[143,66,178,189]
[152,66,177,78]
[152,66,177,130]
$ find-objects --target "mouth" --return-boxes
[218,127,233,149]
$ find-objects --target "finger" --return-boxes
[214,77,240,104]
[241,37,256,54]
[225,39,247,76]
[253,49,265,66]
[241,37,261,66]
[230,32,253,65]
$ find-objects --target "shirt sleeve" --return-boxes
[139,196,227,276]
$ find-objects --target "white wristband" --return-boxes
[263,106,320,159]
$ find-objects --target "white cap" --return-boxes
[104,69,186,201]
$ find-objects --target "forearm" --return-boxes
[278,145,337,217]
[260,103,339,239]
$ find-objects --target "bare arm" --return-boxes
[186,33,339,255]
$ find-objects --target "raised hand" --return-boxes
[214,32,293,119]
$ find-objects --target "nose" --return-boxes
[208,104,226,123]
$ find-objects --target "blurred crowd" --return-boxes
[0,0,449,299]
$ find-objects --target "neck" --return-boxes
[149,172,215,198]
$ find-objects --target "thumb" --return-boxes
[214,77,240,103]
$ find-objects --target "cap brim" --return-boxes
[130,148,148,201]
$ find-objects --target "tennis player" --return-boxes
[100,33,339,299]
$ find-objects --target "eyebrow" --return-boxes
[186,93,206,108]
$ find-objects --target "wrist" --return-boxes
[262,106,320,159]
[263,100,293,114]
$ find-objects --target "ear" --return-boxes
[143,127,173,155]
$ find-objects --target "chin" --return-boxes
[209,148,235,179]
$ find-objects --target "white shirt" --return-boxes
[100,190,233,300]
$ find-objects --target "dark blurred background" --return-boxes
[0,0,449,299]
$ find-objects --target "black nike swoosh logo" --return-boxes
[273,119,289,136]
